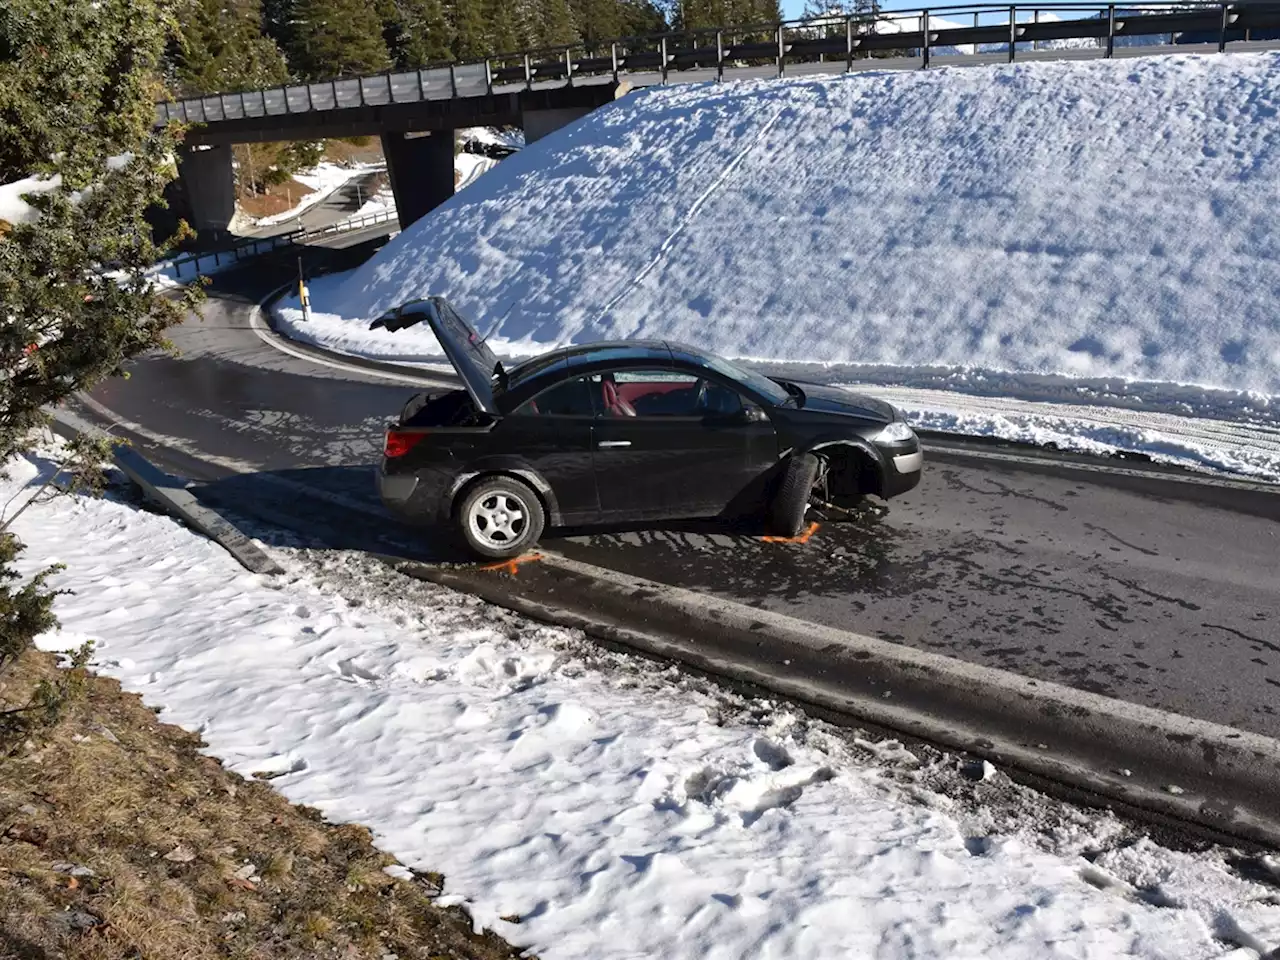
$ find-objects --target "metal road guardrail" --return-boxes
[166,209,398,279]
[155,2,1280,127]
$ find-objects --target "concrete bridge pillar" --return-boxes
[176,143,236,240]
[521,107,594,144]
[380,130,456,231]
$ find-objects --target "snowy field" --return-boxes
[7,449,1280,958]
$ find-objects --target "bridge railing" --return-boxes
[155,2,1280,127]
[165,209,399,279]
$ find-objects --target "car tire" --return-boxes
[456,476,545,560]
[768,452,819,537]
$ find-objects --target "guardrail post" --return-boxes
[485,59,493,95]
[612,42,620,84]
[328,80,337,109]
[305,81,314,110]
[449,63,458,97]
[525,53,533,90]
[565,47,573,86]
[777,24,785,77]
[846,16,854,71]
[1033,9,1040,52]
[922,10,930,69]
[417,69,427,100]
[1219,2,1229,52]
[661,36,669,84]
[1009,5,1017,62]
[1106,4,1115,57]
[717,31,725,81]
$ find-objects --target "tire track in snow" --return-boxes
[592,108,787,326]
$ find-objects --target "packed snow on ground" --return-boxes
[456,152,500,190]
[7,451,1280,959]
[458,125,526,150]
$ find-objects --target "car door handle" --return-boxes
[597,440,631,448]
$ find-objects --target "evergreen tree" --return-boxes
[536,0,579,47]
[287,0,392,78]
[448,0,490,58]
[617,0,667,37]
[0,0,198,741]
[571,0,623,46]
[174,0,292,94]
[382,0,453,66]
[484,0,524,54]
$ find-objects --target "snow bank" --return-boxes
[314,52,1280,399]
[8,452,1279,959]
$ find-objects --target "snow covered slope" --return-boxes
[315,52,1280,399]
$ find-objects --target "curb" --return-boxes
[48,408,284,577]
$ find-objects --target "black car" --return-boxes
[373,297,923,559]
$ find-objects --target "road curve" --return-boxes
[79,259,1280,745]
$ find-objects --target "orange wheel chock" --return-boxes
[761,521,820,544]
[479,552,544,575]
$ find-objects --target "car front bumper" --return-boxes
[877,438,923,497]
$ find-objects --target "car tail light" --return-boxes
[384,430,426,458]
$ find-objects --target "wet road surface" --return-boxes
[82,264,1280,739]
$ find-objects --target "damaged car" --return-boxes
[373,297,923,559]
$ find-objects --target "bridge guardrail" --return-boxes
[166,209,399,279]
[154,2,1280,127]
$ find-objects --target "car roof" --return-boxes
[559,340,672,365]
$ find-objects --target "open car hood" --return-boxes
[371,297,501,415]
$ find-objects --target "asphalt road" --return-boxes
[243,170,385,239]
[81,262,1280,742]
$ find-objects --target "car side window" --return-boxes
[596,369,752,418]
[512,375,599,417]
[604,370,700,417]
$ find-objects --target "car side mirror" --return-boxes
[741,405,768,423]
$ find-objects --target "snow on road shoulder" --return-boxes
[856,385,1280,483]
[7,453,1280,959]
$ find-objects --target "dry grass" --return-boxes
[318,138,385,166]
[237,179,315,219]
[0,650,526,960]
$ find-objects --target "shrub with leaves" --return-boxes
[0,0,201,744]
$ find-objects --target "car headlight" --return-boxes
[874,421,916,443]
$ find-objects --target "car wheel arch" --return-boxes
[805,438,887,497]
[449,467,562,527]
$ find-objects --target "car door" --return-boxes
[502,374,602,525]
[591,368,779,521]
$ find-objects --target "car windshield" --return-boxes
[693,353,793,406]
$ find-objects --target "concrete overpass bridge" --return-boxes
[163,1,1280,239]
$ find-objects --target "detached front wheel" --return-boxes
[768,452,819,537]
[457,476,545,559]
